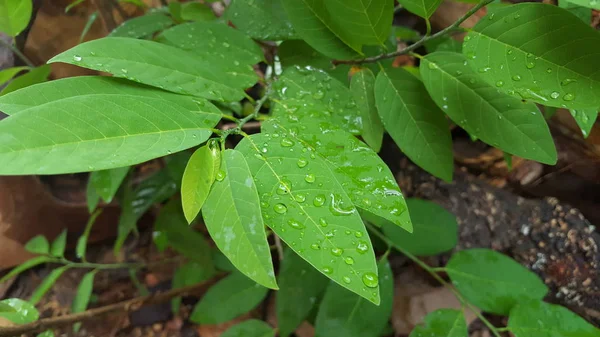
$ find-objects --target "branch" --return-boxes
[332,0,493,66]
[0,275,222,337]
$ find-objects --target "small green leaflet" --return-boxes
[463,3,600,110]
[76,209,102,259]
[374,67,454,181]
[179,2,215,21]
[0,77,220,175]
[236,131,380,304]
[277,249,329,337]
[203,149,277,289]
[382,198,457,256]
[409,309,468,337]
[0,298,39,324]
[221,320,275,337]
[0,65,51,96]
[50,230,67,257]
[0,0,32,36]
[280,0,358,59]
[569,108,598,138]
[30,266,69,305]
[446,248,548,315]
[350,69,384,152]
[324,0,393,48]
[25,235,50,255]
[49,37,257,102]
[564,0,600,9]
[508,300,600,337]
[0,66,29,86]
[420,52,557,165]
[225,0,296,40]
[0,256,50,284]
[278,40,350,85]
[314,259,394,337]
[109,13,174,38]
[398,0,443,19]
[181,142,221,223]
[190,272,268,324]
[71,271,95,332]
[89,167,130,203]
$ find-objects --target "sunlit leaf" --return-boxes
[409,309,468,337]
[324,0,393,48]
[0,0,32,36]
[109,13,174,39]
[0,298,39,324]
[182,141,220,223]
[350,69,384,152]
[225,0,296,40]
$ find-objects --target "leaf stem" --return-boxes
[332,0,493,65]
[425,19,432,37]
[0,38,35,67]
[220,86,271,141]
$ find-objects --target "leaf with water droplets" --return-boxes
[398,0,443,18]
[463,3,600,110]
[181,142,220,223]
[224,0,297,40]
[88,166,130,203]
[0,298,39,324]
[314,259,393,337]
[508,300,600,337]
[409,309,467,337]
[421,52,557,165]
[0,76,220,175]
[569,108,598,138]
[236,131,380,304]
[279,40,350,85]
[324,0,393,48]
[203,149,277,289]
[280,0,359,59]
[446,248,548,315]
[49,37,258,101]
[350,68,384,152]
[374,66,454,181]
[0,0,32,36]
[109,13,174,39]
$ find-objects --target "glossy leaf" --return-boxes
[190,272,268,324]
[421,52,557,165]
[30,266,69,304]
[50,230,67,257]
[463,3,600,110]
[0,78,220,175]
[171,261,214,313]
[236,131,381,304]
[375,67,454,181]
[0,65,50,96]
[203,149,276,289]
[570,108,598,138]
[314,259,394,337]
[0,0,32,36]
[89,167,130,203]
[76,210,102,259]
[508,300,600,337]
[280,0,358,59]
[109,13,174,38]
[350,69,384,152]
[71,271,95,317]
[381,198,457,256]
[409,309,468,337]
[0,256,51,284]
[446,248,548,315]
[277,249,329,337]
[225,0,296,40]
[180,2,215,21]
[49,37,257,101]
[278,41,350,84]
[25,235,50,255]
[564,0,600,9]
[222,320,275,337]
[0,66,29,86]
[324,0,393,48]
[181,142,220,223]
[398,0,443,18]
[0,298,39,324]
[559,0,592,23]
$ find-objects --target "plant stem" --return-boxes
[0,38,34,67]
[332,0,493,65]
[221,86,271,141]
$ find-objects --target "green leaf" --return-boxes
[324,0,393,48]
[409,309,468,337]
[89,167,129,203]
[374,67,454,181]
[109,13,174,38]
[424,36,462,53]
[559,0,592,23]
[37,330,54,337]
[236,130,381,304]
[0,65,50,96]
[25,235,50,255]
[165,151,192,188]
[420,52,557,165]
[76,210,102,260]
[171,261,214,313]
[570,108,598,138]
[508,300,600,337]
[446,248,548,315]
[398,0,443,18]
[278,41,350,85]
[277,249,329,337]
[350,69,384,152]
[0,256,51,284]
[381,198,457,256]
[182,142,220,223]
[71,270,95,331]
[314,259,394,337]
[462,3,600,110]
[280,0,359,59]
[0,298,39,324]
[50,230,67,258]
[0,0,32,36]
[0,66,29,86]
[30,266,69,305]
[180,2,215,21]
[65,0,86,13]
[190,272,268,324]
[86,181,100,213]
[221,320,275,337]
[79,11,98,43]
[49,37,258,102]
[203,149,277,289]
[564,0,600,9]
[394,26,421,42]
[0,77,220,175]
[225,0,296,40]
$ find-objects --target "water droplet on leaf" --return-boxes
[362,273,379,288]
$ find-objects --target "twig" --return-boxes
[0,276,221,337]
[332,0,493,65]
[0,39,34,67]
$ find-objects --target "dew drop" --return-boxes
[331,247,343,257]
[356,240,369,254]
[512,75,521,81]
[488,13,495,20]
[280,138,294,147]
[274,203,288,214]
[561,78,577,86]
[297,158,308,168]
[305,173,316,183]
[73,55,82,62]
[344,257,355,265]
[294,194,306,203]
[313,195,326,207]
[563,93,575,101]
[546,68,552,73]
[216,170,226,181]
[311,243,321,250]
[507,49,513,55]
[319,218,328,227]
[288,219,305,230]
[495,81,504,87]
[323,266,333,274]
[354,231,364,238]
[362,272,379,288]
[312,90,325,99]
[427,62,438,70]
[342,276,351,284]
[550,91,560,99]
[526,62,535,69]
